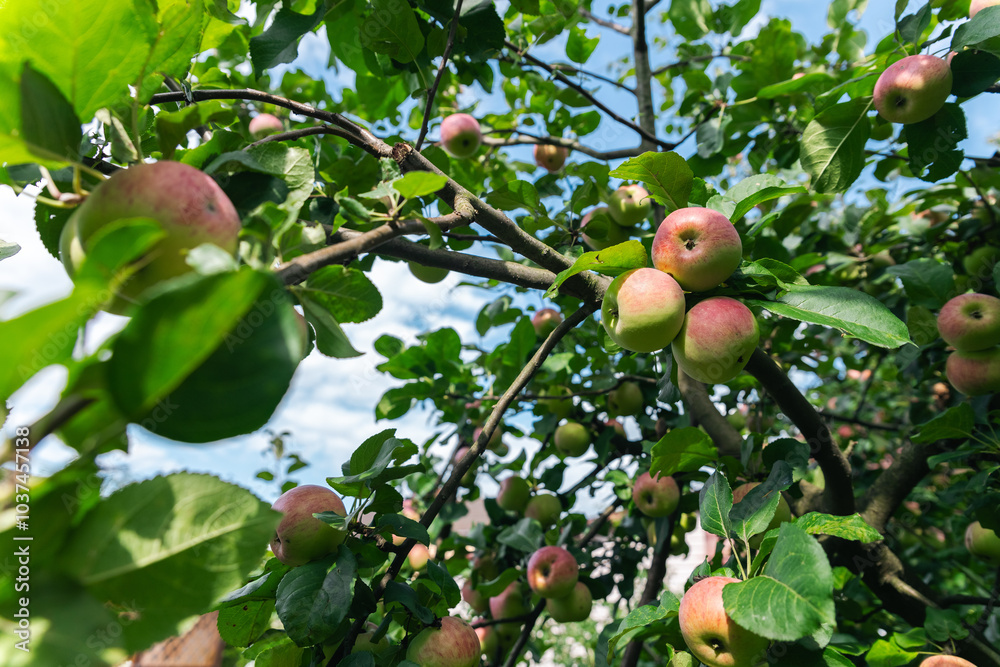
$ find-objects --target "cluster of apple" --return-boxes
[601,206,759,384]
[439,113,571,173]
[580,184,653,250]
[496,473,562,527]
[936,293,1000,396]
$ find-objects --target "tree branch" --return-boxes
[650,52,752,77]
[482,133,645,161]
[676,370,743,458]
[860,439,952,533]
[621,514,676,667]
[579,7,630,35]
[631,0,657,152]
[416,0,464,151]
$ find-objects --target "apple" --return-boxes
[964,246,998,278]
[672,297,760,384]
[60,160,241,314]
[921,657,978,667]
[546,581,593,622]
[452,446,478,486]
[475,625,500,658]
[608,184,652,227]
[408,261,450,284]
[678,576,770,667]
[471,551,499,580]
[248,113,284,139]
[440,113,482,158]
[605,418,626,438]
[652,207,743,292]
[524,492,562,528]
[601,268,686,353]
[873,55,953,125]
[462,580,489,613]
[667,653,696,667]
[608,381,644,416]
[540,385,575,419]
[534,143,569,172]
[946,347,1000,396]
[870,117,894,141]
[489,581,529,640]
[408,543,432,570]
[554,421,591,457]
[971,0,1000,17]
[937,293,1000,351]
[353,623,390,654]
[581,206,630,250]
[633,472,680,518]
[406,616,480,667]
[965,520,1000,563]
[527,545,579,600]
[269,485,348,567]
[497,474,531,512]
[731,482,793,549]
[532,308,564,337]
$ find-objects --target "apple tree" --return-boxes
[1,0,1000,666]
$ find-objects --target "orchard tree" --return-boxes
[1,1,1000,666]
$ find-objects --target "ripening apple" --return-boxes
[440,113,482,158]
[532,308,563,337]
[554,421,591,457]
[60,160,241,314]
[672,297,760,384]
[873,55,953,125]
[678,577,770,667]
[534,144,569,172]
[248,113,284,139]
[608,380,644,416]
[732,482,793,549]
[527,546,580,598]
[608,184,652,227]
[581,206,630,250]
[497,474,531,513]
[965,520,1000,564]
[406,616,480,667]
[546,581,593,623]
[408,543,432,570]
[601,268,686,353]
[476,625,500,658]
[489,581,529,640]
[963,246,998,278]
[971,0,1000,17]
[652,207,743,292]
[462,580,489,613]
[945,347,1000,396]
[353,623,391,654]
[920,657,978,667]
[270,485,348,567]
[408,261,450,284]
[633,472,680,518]
[937,293,1000,351]
[525,492,562,528]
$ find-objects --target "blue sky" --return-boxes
[1,0,997,511]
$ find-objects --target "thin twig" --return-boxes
[416,0,464,151]
[579,7,631,35]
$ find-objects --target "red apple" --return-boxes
[475,624,501,658]
[248,113,284,139]
[873,55,953,125]
[652,207,743,292]
[672,297,759,384]
[440,113,482,158]
[497,475,531,512]
[608,381,644,416]
[678,576,770,667]
[408,261,450,284]
[608,184,652,227]
[731,482,793,549]
[971,0,1000,17]
[601,268,686,353]
[966,520,1000,564]
[581,206,630,250]
[406,616,480,667]
[554,421,591,457]
[462,580,489,613]
[60,161,241,313]
[534,144,569,172]
[921,657,978,667]
[527,546,579,599]
[546,581,593,622]
[270,485,347,567]
[946,347,1000,396]
[408,543,432,570]
[524,492,561,528]
[532,308,564,337]
[937,293,1000,352]
[489,581,529,640]
[633,472,680,518]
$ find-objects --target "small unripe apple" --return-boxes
[581,206,630,250]
[672,297,759,384]
[532,308,563,337]
[971,0,1000,17]
[633,472,680,518]
[541,385,575,419]
[608,184,652,227]
[601,268,686,353]
[678,576,770,667]
[963,246,999,278]
[966,520,1000,563]
[497,475,531,512]
[408,261,450,283]
[408,543,432,570]
[873,55,953,125]
[406,616,480,667]
[534,144,569,172]
[652,207,743,292]
[270,485,348,567]
[732,482,793,549]
[546,581,593,622]
[524,492,561,528]
[937,293,1000,352]
[554,421,591,457]
[249,113,284,139]
[440,113,482,158]
[945,347,1000,396]
[527,546,579,598]
[353,623,391,654]
[608,381,644,416]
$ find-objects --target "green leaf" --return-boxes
[793,512,883,542]
[903,104,967,182]
[484,180,541,212]
[296,266,383,324]
[609,152,694,213]
[250,3,327,78]
[275,549,357,646]
[757,72,837,99]
[393,172,449,199]
[155,100,236,160]
[497,517,544,552]
[328,435,419,497]
[378,514,430,544]
[951,5,1000,52]
[545,241,647,298]
[19,62,82,163]
[724,174,807,223]
[668,0,712,40]
[0,240,21,261]
[699,471,733,539]
[728,462,793,545]
[800,98,871,193]
[59,473,279,653]
[360,0,426,64]
[217,560,290,647]
[566,26,600,64]
[300,293,364,358]
[749,285,912,348]
[912,403,976,443]
[885,259,954,309]
[950,49,1000,98]
[384,580,435,624]
[606,599,677,661]
[650,427,718,476]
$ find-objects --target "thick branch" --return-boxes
[676,371,742,458]
[621,514,676,667]
[860,439,951,533]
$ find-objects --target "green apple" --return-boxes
[873,55,953,125]
[732,482,792,549]
[497,475,531,512]
[946,347,1000,396]
[249,113,284,139]
[440,113,482,158]
[678,576,770,667]
[270,485,348,567]
[60,160,241,314]
[965,520,1000,563]
[963,246,999,279]
[534,144,569,172]
[532,308,563,337]
[608,380,644,416]
[353,622,391,654]
[581,206,630,250]
[546,581,593,622]
[406,616,480,667]
[672,297,760,384]
[408,261,450,283]
[870,117,894,141]
[554,421,591,457]
[633,472,680,518]
[652,207,743,292]
[525,492,561,528]
[937,293,1000,351]
[540,385,575,419]
[608,184,652,227]
[476,625,501,658]
[601,268,686,353]
[527,546,579,598]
